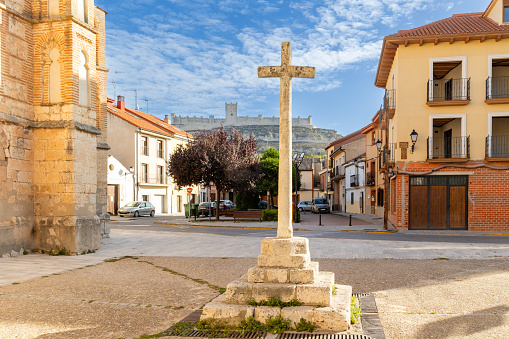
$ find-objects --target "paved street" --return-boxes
[0,213,508,338]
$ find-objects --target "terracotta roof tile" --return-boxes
[388,13,509,39]
[107,99,194,139]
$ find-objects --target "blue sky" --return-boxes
[95,0,484,136]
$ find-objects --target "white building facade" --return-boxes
[344,156,366,215]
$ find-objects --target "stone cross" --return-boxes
[258,42,315,239]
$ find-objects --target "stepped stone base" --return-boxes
[200,236,352,332]
[202,285,352,332]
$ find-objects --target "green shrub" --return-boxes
[239,317,266,332]
[247,296,302,308]
[170,321,194,336]
[294,318,317,332]
[350,295,362,324]
[265,315,292,334]
[262,209,278,221]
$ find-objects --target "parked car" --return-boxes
[198,202,216,216]
[297,201,312,212]
[220,200,236,210]
[258,201,277,209]
[118,201,155,217]
[311,198,330,213]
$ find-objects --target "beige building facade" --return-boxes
[0,0,109,256]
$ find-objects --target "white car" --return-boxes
[297,201,312,212]
[118,201,156,217]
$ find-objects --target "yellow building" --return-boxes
[375,0,509,231]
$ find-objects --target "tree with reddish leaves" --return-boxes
[168,127,261,220]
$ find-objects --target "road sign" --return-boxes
[187,187,193,194]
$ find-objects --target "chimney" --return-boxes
[164,115,170,124]
[117,95,125,111]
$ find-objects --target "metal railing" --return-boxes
[350,174,359,187]
[378,146,389,170]
[385,89,396,110]
[329,166,345,179]
[427,78,470,101]
[139,175,167,185]
[486,76,509,99]
[366,173,375,186]
[427,136,470,159]
[157,148,164,158]
[486,135,509,158]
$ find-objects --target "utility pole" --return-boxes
[383,96,390,230]
[111,70,123,100]
[143,98,149,113]
[133,88,138,110]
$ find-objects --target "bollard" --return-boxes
[319,212,322,226]
[349,214,352,226]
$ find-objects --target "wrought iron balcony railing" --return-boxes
[157,149,164,158]
[378,146,390,170]
[427,136,470,159]
[389,143,396,162]
[139,175,167,185]
[141,146,149,156]
[486,135,509,158]
[427,78,470,102]
[486,76,509,99]
[329,166,345,179]
[366,173,375,186]
[384,89,396,110]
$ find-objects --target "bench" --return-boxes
[218,210,235,217]
[232,210,263,222]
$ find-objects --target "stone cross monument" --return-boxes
[200,43,351,332]
[258,42,315,238]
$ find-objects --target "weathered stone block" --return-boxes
[225,280,253,304]
[251,283,297,303]
[312,306,349,332]
[254,306,280,324]
[201,295,254,325]
[258,237,310,269]
[281,306,315,325]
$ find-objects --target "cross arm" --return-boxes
[290,66,315,79]
[258,66,282,78]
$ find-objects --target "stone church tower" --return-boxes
[0,0,109,256]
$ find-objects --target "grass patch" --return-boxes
[247,296,302,308]
[137,332,168,338]
[433,257,450,260]
[12,282,20,285]
[104,256,139,263]
[350,295,362,324]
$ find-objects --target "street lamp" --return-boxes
[410,130,418,153]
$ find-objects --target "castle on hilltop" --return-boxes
[170,103,314,131]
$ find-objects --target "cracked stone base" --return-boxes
[200,236,352,332]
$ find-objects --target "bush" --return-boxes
[262,209,278,221]
[235,192,260,210]
[293,209,300,223]
[350,295,362,324]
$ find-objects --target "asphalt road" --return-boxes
[110,214,509,245]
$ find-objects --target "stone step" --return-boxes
[201,285,352,332]
[258,237,311,269]
[225,271,335,306]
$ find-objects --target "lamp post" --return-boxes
[375,139,389,230]
[410,130,418,153]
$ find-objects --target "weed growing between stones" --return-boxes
[81,249,95,255]
[246,296,302,308]
[350,295,362,324]
[294,318,318,332]
[264,315,292,334]
[332,283,337,295]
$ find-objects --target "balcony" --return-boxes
[486,135,509,160]
[378,146,390,171]
[139,175,168,185]
[157,148,164,158]
[427,136,470,162]
[427,78,470,106]
[384,89,396,119]
[366,173,375,187]
[486,77,509,104]
[350,174,359,187]
[329,166,345,181]
[141,146,149,156]
[389,143,396,163]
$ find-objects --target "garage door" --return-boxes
[409,176,468,230]
[153,195,165,213]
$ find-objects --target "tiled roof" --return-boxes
[388,12,509,38]
[107,99,193,139]
[325,127,367,150]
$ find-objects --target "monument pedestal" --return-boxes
[201,237,352,332]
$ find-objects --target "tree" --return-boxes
[168,127,261,220]
[257,147,301,208]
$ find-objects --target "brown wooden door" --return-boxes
[450,186,466,228]
[429,186,447,229]
[410,186,427,229]
[107,185,118,215]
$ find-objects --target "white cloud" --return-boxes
[104,0,436,117]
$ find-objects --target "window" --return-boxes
[142,195,149,202]
[505,0,509,23]
[78,52,89,106]
[141,164,148,183]
[141,136,148,155]
[350,192,354,204]
[157,140,163,158]
[157,166,164,184]
[77,0,88,23]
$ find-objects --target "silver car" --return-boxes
[297,201,312,212]
[118,201,155,217]
[311,198,330,213]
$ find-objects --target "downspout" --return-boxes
[135,129,139,201]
